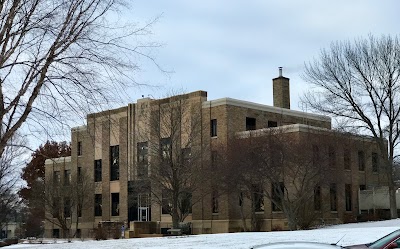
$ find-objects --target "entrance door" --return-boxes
[138,207,149,221]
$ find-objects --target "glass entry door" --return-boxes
[138,207,149,221]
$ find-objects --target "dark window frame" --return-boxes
[272,182,284,212]
[64,169,71,186]
[212,190,219,213]
[330,183,337,211]
[94,159,102,182]
[267,120,278,128]
[77,141,82,156]
[358,150,365,171]
[110,145,119,181]
[314,186,321,211]
[246,117,256,131]
[344,149,351,170]
[210,119,217,137]
[372,152,379,172]
[345,184,352,211]
[111,193,119,216]
[137,142,149,177]
[94,194,102,216]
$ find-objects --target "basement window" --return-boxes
[267,120,278,128]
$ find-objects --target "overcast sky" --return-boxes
[124,0,400,111]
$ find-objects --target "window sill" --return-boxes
[211,136,218,139]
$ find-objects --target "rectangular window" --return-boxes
[111,193,119,216]
[160,137,171,161]
[181,148,191,165]
[372,152,379,172]
[344,149,351,170]
[64,170,71,186]
[64,198,71,218]
[329,147,336,168]
[268,120,278,128]
[272,182,284,211]
[312,145,319,168]
[137,142,149,177]
[345,184,352,211]
[359,185,366,190]
[358,150,365,171]
[53,197,60,217]
[94,160,102,182]
[94,194,102,216]
[210,119,217,137]
[52,229,60,238]
[53,171,61,184]
[330,183,337,211]
[162,190,171,214]
[77,203,82,217]
[77,141,82,156]
[246,117,256,131]
[77,167,82,183]
[314,186,321,211]
[212,190,219,213]
[110,145,119,181]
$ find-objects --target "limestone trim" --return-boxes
[44,156,71,165]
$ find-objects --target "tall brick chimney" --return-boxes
[273,67,290,109]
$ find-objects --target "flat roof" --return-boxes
[202,98,331,123]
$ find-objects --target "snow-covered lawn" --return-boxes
[8,219,400,249]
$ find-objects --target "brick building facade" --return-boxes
[44,72,388,237]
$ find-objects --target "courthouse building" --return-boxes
[44,69,388,237]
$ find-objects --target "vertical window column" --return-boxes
[110,146,119,181]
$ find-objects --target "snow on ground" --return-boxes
[7,219,400,249]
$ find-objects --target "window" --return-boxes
[94,194,102,216]
[137,142,149,177]
[254,186,264,212]
[345,184,352,211]
[372,152,379,172]
[64,198,71,218]
[344,149,351,170]
[53,171,61,184]
[77,203,82,217]
[314,186,321,211]
[210,119,217,137]
[246,117,256,131]
[52,229,60,238]
[181,191,192,214]
[111,193,119,216]
[76,229,81,238]
[268,120,278,128]
[312,145,319,167]
[358,150,365,171]
[212,190,219,213]
[110,145,119,181]
[77,167,82,183]
[160,137,171,161]
[162,190,171,214]
[272,182,284,211]
[330,183,337,211]
[329,147,336,168]
[359,185,366,190]
[239,192,244,207]
[77,141,82,156]
[94,160,102,182]
[53,197,60,217]
[64,170,71,186]
[181,148,191,165]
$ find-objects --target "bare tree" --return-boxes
[222,127,341,231]
[0,0,160,158]
[41,167,93,240]
[302,35,400,218]
[0,136,26,233]
[136,94,210,229]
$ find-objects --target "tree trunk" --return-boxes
[388,171,398,219]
